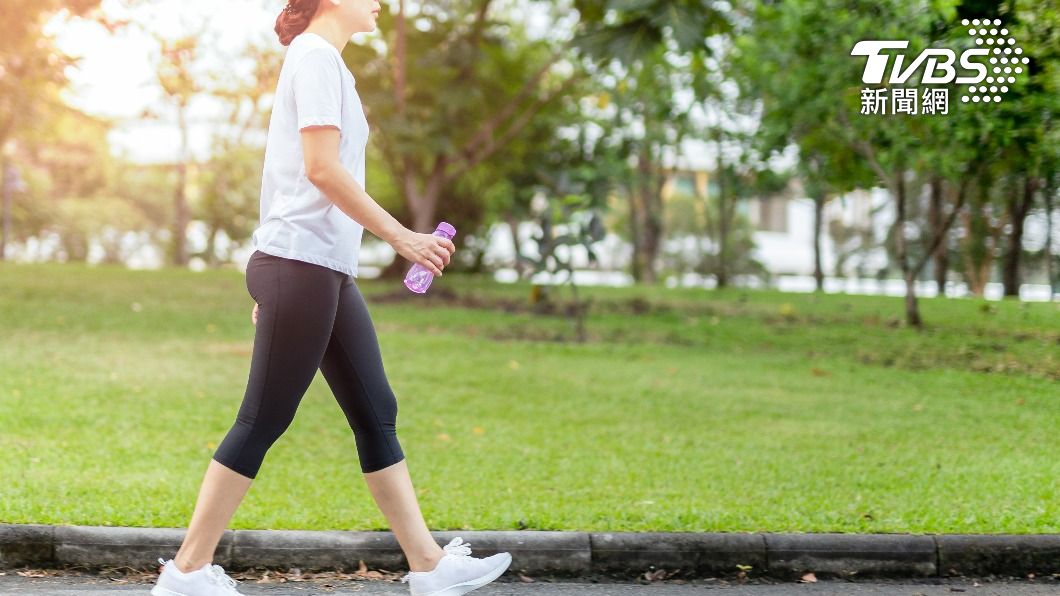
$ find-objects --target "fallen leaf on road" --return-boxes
[643,569,667,581]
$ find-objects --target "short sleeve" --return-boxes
[292,48,343,131]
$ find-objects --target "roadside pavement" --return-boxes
[0,573,1058,596]
[2,523,1058,584]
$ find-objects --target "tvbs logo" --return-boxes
[851,18,1028,114]
[852,40,989,84]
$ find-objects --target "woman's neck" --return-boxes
[304,17,350,54]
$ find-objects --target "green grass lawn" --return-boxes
[0,261,1057,534]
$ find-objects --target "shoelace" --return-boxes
[400,537,473,583]
[205,564,240,591]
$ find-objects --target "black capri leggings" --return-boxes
[212,250,405,479]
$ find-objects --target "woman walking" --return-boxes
[150,1,512,594]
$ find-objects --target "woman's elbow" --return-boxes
[305,162,332,187]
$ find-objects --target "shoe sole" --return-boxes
[151,585,242,596]
[419,553,513,596]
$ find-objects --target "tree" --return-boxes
[148,28,209,267]
[0,0,135,259]
[196,39,284,268]
[590,45,699,283]
[732,4,877,292]
[572,0,731,284]
[343,0,582,281]
[734,0,1011,328]
[996,0,1059,297]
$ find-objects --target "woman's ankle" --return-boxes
[173,555,208,574]
[408,549,445,573]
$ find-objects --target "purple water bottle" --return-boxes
[404,221,457,294]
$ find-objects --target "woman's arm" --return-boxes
[301,125,455,276]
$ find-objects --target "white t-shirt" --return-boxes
[251,31,369,277]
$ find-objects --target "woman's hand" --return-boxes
[252,302,259,326]
[390,228,456,277]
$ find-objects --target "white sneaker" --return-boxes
[400,537,512,596]
[151,556,245,596]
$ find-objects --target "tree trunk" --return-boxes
[1002,173,1035,297]
[469,239,488,273]
[962,173,994,297]
[715,142,728,289]
[173,162,187,266]
[205,224,219,268]
[1046,176,1056,300]
[928,175,949,296]
[892,170,921,327]
[903,270,920,327]
[405,159,446,234]
[813,190,824,292]
[1,157,10,262]
[628,184,644,282]
[172,104,191,267]
[636,144,660,284]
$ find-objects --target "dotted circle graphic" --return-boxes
[959,18,1028,104]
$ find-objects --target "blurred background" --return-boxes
[3,1,1057,310]
[0,0,1056,535]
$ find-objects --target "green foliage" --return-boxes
[342,1,581,247]
[0,0,103,148]
[572,0,731,63]
[733,0,1059,318]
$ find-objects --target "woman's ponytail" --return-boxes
[275,0,323,46]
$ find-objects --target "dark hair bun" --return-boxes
[274,1,321,46]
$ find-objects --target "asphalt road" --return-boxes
[0,574,1056,595]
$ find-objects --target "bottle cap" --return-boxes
[436,221,457,237]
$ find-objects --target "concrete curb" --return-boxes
[1,524,1058,579]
